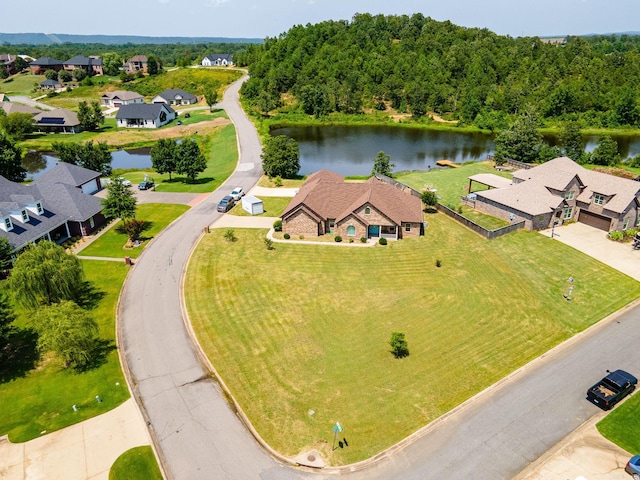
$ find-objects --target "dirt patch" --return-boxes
[98,117,232,147]
[388,112,458,124]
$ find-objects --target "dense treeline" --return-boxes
[237,13,640,130]
[2,42,251,70]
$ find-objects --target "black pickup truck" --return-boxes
[586,369,637,410]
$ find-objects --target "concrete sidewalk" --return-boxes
[0,399,151,480]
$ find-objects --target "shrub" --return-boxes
[299,235,304,240]
[608,231,624,242]
[223,228,237,242]
[625,228,638,239]
[335,236,342,243]
[379,237,387,245]
[264,238,274,250]
[349,238,354,243]
[457,205,463,214]
[425,206,438,214]
[436,259,442,268]
[284,233,290,239]
[273,176,283,187]
[360,237,367,243]
[389,331,409,359]
[122,218,146,242]
[273,219,282,232]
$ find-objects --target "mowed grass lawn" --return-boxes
[0,260,130,442]
[597,391,640,454]
[79,204,189,259]
[185,213,640,465]
[228,197,292,217]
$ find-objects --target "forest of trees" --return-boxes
[237,13,640,130]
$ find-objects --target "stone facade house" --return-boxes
[124,55,148,73]
[473,157,640,232]
[281,170,424,240]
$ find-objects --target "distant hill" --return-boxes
[0,32,263,45]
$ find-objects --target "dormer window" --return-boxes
[3,217,12,231]
[565,191,574,200]
[21,210,28,222]
[594,194,605,206]
[36,202,43,214]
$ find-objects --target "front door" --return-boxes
[368,225,380,238]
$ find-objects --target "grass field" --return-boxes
[0,260,130,442]
[597,392,640,454]
[109,446,163,480]
[78,204,189,259]
[228,197,292,217]
[0,73,45,96]
[185,215,640,465]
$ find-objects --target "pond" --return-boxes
[23,148,153,179]
[271,125,640,177]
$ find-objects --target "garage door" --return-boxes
[578,210,611,231]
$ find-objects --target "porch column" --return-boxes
[64,222,70,238]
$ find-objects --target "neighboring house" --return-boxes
[0,166,106,251]
[281,170,424,240]
[40,78,62,90]
[63,55,103,75]
[473,157,640,232]
[116,103,176,128]
[152,88,197,106]
[29,56,64,75]
[0,93,8,102]
[100,90,145,108]
[0,54,17,74]
[123,55,148,73]
[31,162,103,195]
[201,54,233,66]
[0,101,40,115]
[33,108,80,133]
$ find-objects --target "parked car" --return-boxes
[626,455,640,479]
[119,177,132,187]
[217,195,235,213]
[586,369,637,410]
[138,181,154,190]
[230,187,244,201]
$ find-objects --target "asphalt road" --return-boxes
[119,76,640,479]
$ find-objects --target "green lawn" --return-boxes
[185,215,640,465]
[229,197,292,217]
[0,260,130,442]
[597,392,640,454]
[0,73,45,96]
[79,204,189,259]
[109,446,163,480]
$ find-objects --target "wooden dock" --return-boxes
[436,160,460,168]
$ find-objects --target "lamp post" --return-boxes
[565,276,574,301]
[551,219,559,238]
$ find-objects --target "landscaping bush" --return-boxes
[360,237,367,243]
[625,228,638,240]
[349,238,354,243]
[299,235,304,240]
[335,236,342,243]
[264,238,274,250]
[425,206,438,214]
[273,219,282,232]
[223,229,237,242]
[284,233,290,239]
[273,176,283,187]
[436,259,442,268]
[379,237,387,245]
[608,231,624,242]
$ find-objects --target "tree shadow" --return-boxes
[74,281,106,311]
[73,338,116,373]
[0,327,39,383]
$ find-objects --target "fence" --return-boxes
[374,174,422,198]
[437,204,525,239]
[486,155,532,170]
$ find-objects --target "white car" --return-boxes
[230,187,244,201]
[119,177,132,187]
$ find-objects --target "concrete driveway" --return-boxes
[539,222,640,281]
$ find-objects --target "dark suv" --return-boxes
[217,195,235,213]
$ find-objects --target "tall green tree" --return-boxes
[150,138,178,180]
[261,135,300,178]
[615,88,639,126]
[102,177,137,220]
[58,69,72,82]
[176,138,207,183]
[0,237,13,276]
[72,68,87,81]
[101,52,123,76]
[589,135,620,166]
[147,56,160,75]
[559,121,584,163]
[0,112,34,140]
[44,69,58,80]
[0,132,26,182]
[77,101,104,131]
[0,290,16,355]
[33,300,99,369]
[371,151,395,177]
[9,241,84,310]
[203,84,219,111]
[51,141,111,175]
[493,110,544,164]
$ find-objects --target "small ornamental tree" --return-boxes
[203,84,219,111]
[176,138,207,183]
[389,331,409,358]
[421,190,438,209]
[102,176,137,220]
[58,69,72,82]
[122,218,146,242]
[44,69,58,80]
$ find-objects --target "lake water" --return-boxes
[271,125,640,177]
[23,148,152,179]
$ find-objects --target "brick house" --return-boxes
[29,56,64,75]
[124,55,148,73]
[473,157,640,232]
[63,55,103,75]
[281,170,424,240]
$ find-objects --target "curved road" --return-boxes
[120,77,640,479]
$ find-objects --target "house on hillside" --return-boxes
[281,170,424,240]
[123,55,148,73]
[0,93,8,102]
[40,78,62,90]
[100,90,144,108]
[152,88,197,106]
[116,103,176,128]
[0,54,17,74]
[63,55,103,75]
[472,157,640,232]
[29,56,64,75]
[0,165,105,251]
[201,54,233,66]
[33,108,80,133]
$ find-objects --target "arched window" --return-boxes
[347,225,356,236]
[364,206,371,215]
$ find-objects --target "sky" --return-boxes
[4,0,640,40]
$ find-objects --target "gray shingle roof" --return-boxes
[35,183,102,222]
[32,162,100,189]
[101,90,143,101]
[116,103,175,120]
[155,89,197,102]
[64,55,102,67]
[30,56,63,66]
